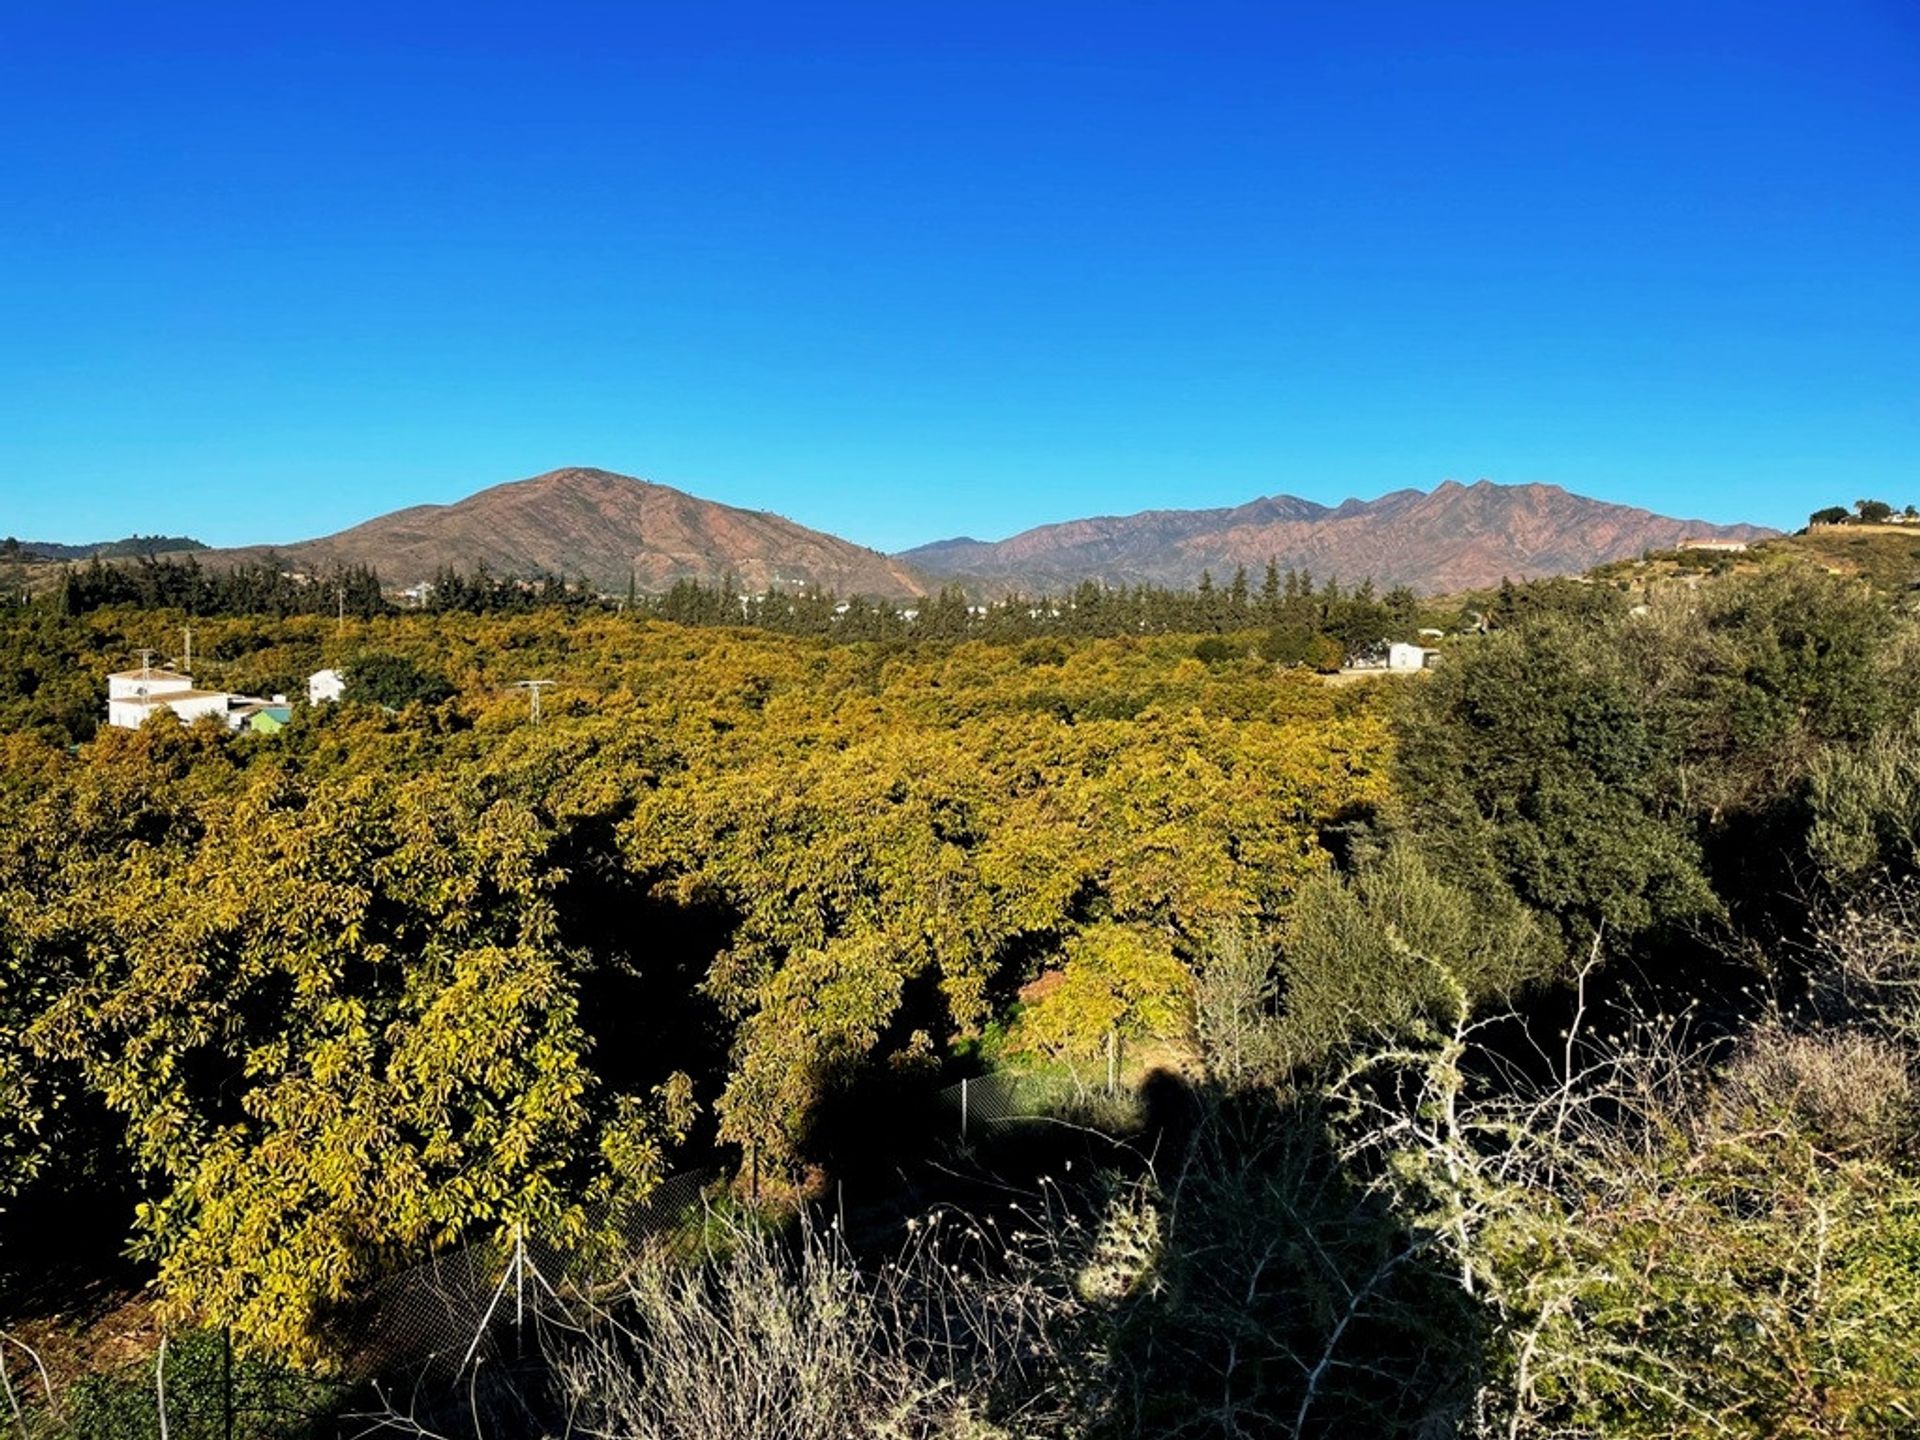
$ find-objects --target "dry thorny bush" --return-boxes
[545,1183,1157,1440]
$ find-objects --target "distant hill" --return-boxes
[199,467,927,599]
[899,480,1776,595]
[6,534,207,562]
[1590,522,1920,597]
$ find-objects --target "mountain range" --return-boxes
[902,480,1776,594]
[157,467,1772,598]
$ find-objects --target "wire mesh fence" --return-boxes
[935,1062,1132,1140]
[343,1167,717,1388]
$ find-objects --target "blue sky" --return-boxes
[2,2,1915,550]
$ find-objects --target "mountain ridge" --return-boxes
[154,469,1775,599]
[899,478,1775,594]
[194,467,929,599]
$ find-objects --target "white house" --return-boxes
[1386,642,1439,671]
[106,664,240,729]
[107,688,231,730]
[309,668,347,704]
[106,666,194,702]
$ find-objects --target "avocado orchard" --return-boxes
[0,610,1390,1357]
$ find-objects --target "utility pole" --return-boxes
[181,624,192,676]
[512,679,555,724]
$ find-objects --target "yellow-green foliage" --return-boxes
[1517,1115,1920,1438]
[0,609,1390,1355]
[1012,922,1194,1063]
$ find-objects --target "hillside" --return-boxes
[1588,523,1920,598]
[900,479,1775,594]
[5,534,206,562]
[200,467,927,599]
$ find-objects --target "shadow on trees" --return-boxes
[808,1057,1488,1438]
[549,810,736,1152]
[1084,1073,1484,1440]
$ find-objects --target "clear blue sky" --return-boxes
[2,2,1915,550]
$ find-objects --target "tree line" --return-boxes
[25,550,1453,656]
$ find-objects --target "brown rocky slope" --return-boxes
[203,467,927,598]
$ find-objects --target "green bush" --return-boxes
[44,1330,336,1440]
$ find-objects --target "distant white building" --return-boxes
[1386,642,1440,671]
[107,664,236,729]
[106,665,194,703]
[309,668,347,704]
[1678,538,1748,553]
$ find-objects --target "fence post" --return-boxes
[513,1226,526,1360]
[1107,1028,1117,1096]
[154,1335,169,1440]
[960,1076,969,1141]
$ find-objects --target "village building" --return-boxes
[107,686,232,729]
[105,663,234,729]
[1386,641,1440,671]
[309,668,346,704]
[1346,641,1442,674]
[106,665,193,703]
[227,698,294,734]
[1678,538,1748,553]
[106,663,297,732]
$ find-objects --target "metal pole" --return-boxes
[960,1076,969,1140]
[154,1335,170,1440]
[514,1227,525,1342]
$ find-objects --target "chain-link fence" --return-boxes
[343,1167,715,1386]
[935,1062,1136,1140]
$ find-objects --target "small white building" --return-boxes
[1678,538,1748,553]
[309,668,346,705]
[1386,642,1440,671]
